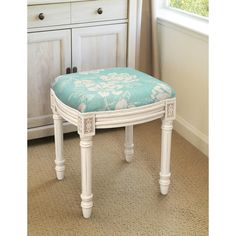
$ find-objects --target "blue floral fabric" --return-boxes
[52,67,176,113]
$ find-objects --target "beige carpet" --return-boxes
[28,120,208,236]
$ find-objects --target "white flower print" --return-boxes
[100,73,138,83]
[159,83,172,95]
[52,67,175,113]
[151,84,172,101]
[112,90,123,96]
[98,91,109,97]
[78,103,86,112]
[151,86,163,99]
[115,99,128,110]
[156,92,170,100]
[101,82,123,90]
[74,80,95,88]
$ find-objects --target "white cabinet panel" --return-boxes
[72,24,127,71]
[28,30,71,128]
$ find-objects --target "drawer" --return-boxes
[71,0,128,24]
[28,3,70,28]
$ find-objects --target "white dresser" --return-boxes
[27,0,138,139]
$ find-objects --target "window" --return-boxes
[169,0,209,17]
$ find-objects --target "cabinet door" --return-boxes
[72,24,127,71]
[28,30,71,128]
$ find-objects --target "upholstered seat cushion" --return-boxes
[52,67,176,113]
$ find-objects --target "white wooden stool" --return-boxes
[50,67,176,218]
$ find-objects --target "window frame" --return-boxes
[155,0,209,37]
[166,0,209,20]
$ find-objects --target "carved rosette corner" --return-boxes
[77,114,95,137]
[165,99,176,120]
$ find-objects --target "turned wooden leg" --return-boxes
[159,119,173,195]
[80,136,93,218]
[124,125,134,162]
[53,114,65,180]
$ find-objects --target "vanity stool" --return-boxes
[50,67,176,218]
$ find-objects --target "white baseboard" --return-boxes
[28,122,77,140]
[174,115,208,156]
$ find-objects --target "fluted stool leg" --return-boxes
[159,119,173,195]
[124,125,134,162]
[80,136,93,218]
[53,114,65,180]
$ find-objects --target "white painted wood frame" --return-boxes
[51,90,176,218]
[53,114,65,180]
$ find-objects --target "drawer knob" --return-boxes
[97,8,103,15]
[38,13,45,20]
[66,67,71,74]
[73,67,78,73]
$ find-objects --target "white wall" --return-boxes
[157,21,208,156]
